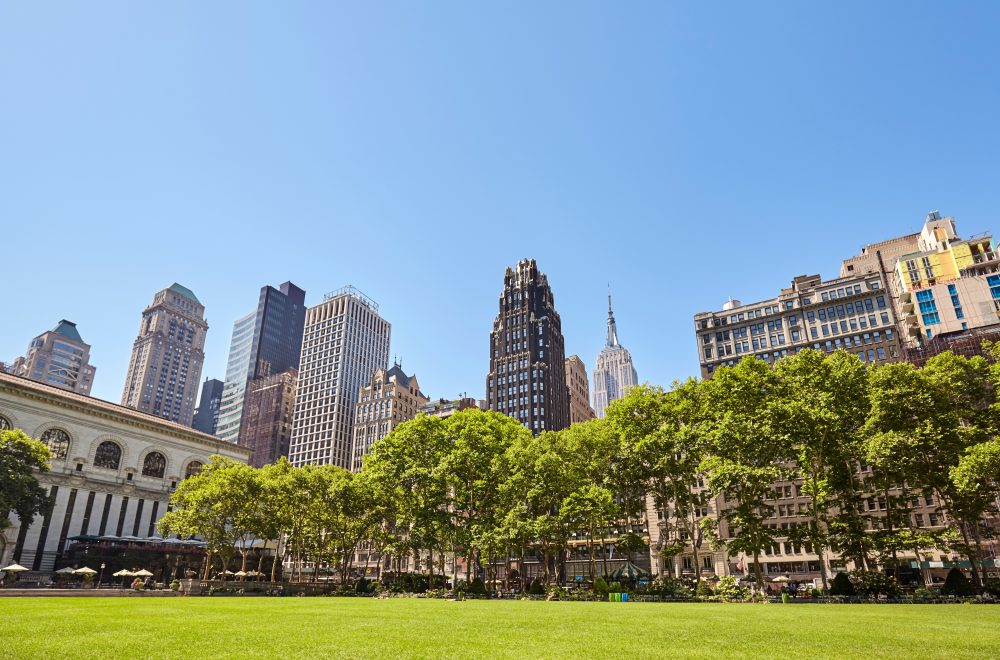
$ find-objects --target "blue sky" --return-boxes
[2,1,999,405]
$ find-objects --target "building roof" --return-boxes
[51,320,83,343]
[385,364,411,387]
[168,283,201,304]
[0,370,248,457]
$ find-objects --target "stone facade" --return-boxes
[238,368,297,468]
[564,355,595,424]
[351,364,428,471]
[0,371,249,572]
[121,283,208,426]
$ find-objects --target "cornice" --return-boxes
[0,374,249,459]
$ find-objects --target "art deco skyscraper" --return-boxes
[288,286,390,468]
[592,292,638,418]
[215,281,306,444]
[121,284,208,425]
[486,259,570,434]
[10,320,96,395]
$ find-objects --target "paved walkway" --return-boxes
[0,588,181,597]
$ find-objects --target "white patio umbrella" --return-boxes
[1,564,28,573]
[55,566,78,575]
[234,571,246,577]
[771,576,791,583]
[133,569,154,577]
[74,567,98,575]
[113,569,134,577]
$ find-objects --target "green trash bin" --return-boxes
[615,592,622,602]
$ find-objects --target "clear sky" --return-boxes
[2,1,999,405]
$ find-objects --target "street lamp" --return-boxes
[98,562,106,589]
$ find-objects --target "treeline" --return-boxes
[161,348,1000,591]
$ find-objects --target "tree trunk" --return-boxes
[202,550,213,580]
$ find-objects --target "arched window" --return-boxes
[40,428,71,459]
[184,461,203,479]
[142,452,166,478]
[94,441,122,470]
[0,415,12,431]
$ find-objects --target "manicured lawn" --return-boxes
[2,597,998,658]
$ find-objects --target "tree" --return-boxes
[501,428,581,587]
[609,381,712,583]
[362,415,450,582]
[560,484,618,583]
[438,409,526,584]
[158,456,264,578]
[700,357,788,592]
[775,349,868,591]
[0,429,51,563]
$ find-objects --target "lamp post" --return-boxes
[98,562,106,589]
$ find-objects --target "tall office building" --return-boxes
[288,286,391,468]
[9,320,96,395]
[565,355,596,424]
[485,259,569,434]
[215,282,306,444]
[192,377,225,435]
[239,368,297,468]
[591,293,639,418]
[351,363,428,471]
[121,284,208,426]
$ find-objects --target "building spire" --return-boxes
[607,285,619,347]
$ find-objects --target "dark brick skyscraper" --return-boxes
[486,259,570,434]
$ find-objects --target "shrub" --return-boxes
[609,581,622,593]
[942,568,975,597]
[466,578,487,596]
[695,580,713,598]
[648,576,692,600]
[984,578,1000,597]
[528,579,545,595]
[848,570,900,597]
[714,575,749,602]
[593,576,610,595]
[169,580,180,592]
[545,585,567,600]
[914,587,937,601]
[829,572,855,596]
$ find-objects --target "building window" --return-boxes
[184,461,204,479]
[94,441,122,470]
[41,428,71,459]
[142,452,167,478]
[0,415,11,431]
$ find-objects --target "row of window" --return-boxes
[7,426,203,479]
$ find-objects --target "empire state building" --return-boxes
[591,292,639,418]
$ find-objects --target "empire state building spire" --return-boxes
[592,286,638,418]
[607,288,619,347]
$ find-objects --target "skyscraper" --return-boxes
[592,292,638,418]
[215,282,306,444]
[485,259,569,434]
[121,284,208,425]
[9,320,96,395]
[288,286,391,468]
[192,377,225,435]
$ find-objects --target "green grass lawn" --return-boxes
[2,597,998,659]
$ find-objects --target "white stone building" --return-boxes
[0,371,249,572]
